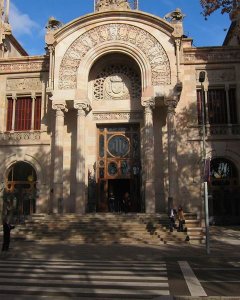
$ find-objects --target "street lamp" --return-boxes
[199,71,210,255]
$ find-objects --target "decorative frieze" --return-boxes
[0,60,49,74]
[93,111,143,120]
[59,23,171,89]
[6,77,42,91]
[196,69,236,83]
[0,131,41,141]
[184,49,240,64]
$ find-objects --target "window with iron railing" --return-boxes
[6,96,42,131]
[197,87,238,126]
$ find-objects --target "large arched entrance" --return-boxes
[88,53,142,212]
[209,158,240,224]
[3,162,37,222]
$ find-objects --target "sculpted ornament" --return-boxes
[93,65,140,100]
[59,24,171,89]
[95,0,130,11]
[93,111,142,120]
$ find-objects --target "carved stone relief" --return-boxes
[59,24,171,89]
[0,61,49,74]
[196,69,236,83]
[6,78,42,91]
[93,111,143,120]
[0,131,41,141]
[184,50,240,64]
[93,64,141,100]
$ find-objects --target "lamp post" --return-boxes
[199,71,210,255]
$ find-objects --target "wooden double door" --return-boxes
[97,124,141,212]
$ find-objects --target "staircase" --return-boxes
[7,213,204,245]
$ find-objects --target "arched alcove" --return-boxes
[209,157,240,224]
[3,162,38,220]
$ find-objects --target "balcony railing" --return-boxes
[188,124,240,140]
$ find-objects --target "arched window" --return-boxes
[4,162,37,218]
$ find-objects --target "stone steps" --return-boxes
[2,213,204,245]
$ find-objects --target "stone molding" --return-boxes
[183,48,240,64]
[93,111,143,120]
[0,58,49,74]
[0,131,41,141]
[59,23,171,89]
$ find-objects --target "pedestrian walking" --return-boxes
[177,205,185,232]
[169,206,177,232]
[1,217,15,252]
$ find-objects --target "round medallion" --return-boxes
[108,135,130,157]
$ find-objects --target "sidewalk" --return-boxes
[2,226,240,261]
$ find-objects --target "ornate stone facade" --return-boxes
[59,23,171,89]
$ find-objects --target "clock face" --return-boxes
[108,135,130,157]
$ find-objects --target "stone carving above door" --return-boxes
[6,77,42,91]
[59,23,171,90]
[93,64,140,100]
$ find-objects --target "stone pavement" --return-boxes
[0,226,240,300]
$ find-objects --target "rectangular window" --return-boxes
[34,96,42,130]
[229,88,237,124]
[197,87,238,126]
[208,89,227,124]
[197,89,206,124]
[6,98,13,131]
[6,96,42,131]
[15,97,32,131]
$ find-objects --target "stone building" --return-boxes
[0,0,240,224]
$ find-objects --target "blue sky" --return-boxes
[9,0,231,55]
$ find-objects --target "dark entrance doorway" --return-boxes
[108,179,130,212]
[96,124,141,212]
[209,158,240,224]
[3,162,37,222]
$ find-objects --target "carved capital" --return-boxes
[74,102,91,115]
[141,97,155,110]
[165,98,178,114]
[52,103,68,113]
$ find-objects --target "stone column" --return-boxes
[165,98,178,209]
[142,97,156,213]
[74,102,91,214]
[52,103,67,214]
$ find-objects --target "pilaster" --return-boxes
[141,97,156,213]
[74,101,91,214]
[52,103,67,213]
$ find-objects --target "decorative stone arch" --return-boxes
[1,153,44,186]
[77,43,149,100]
[208,148,240,176]
[59,23,171,91]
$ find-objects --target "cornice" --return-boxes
[183,46,240,64]
[0,56,50,74]
[54,10,174,43]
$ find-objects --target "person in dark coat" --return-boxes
[2,217,15,252]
